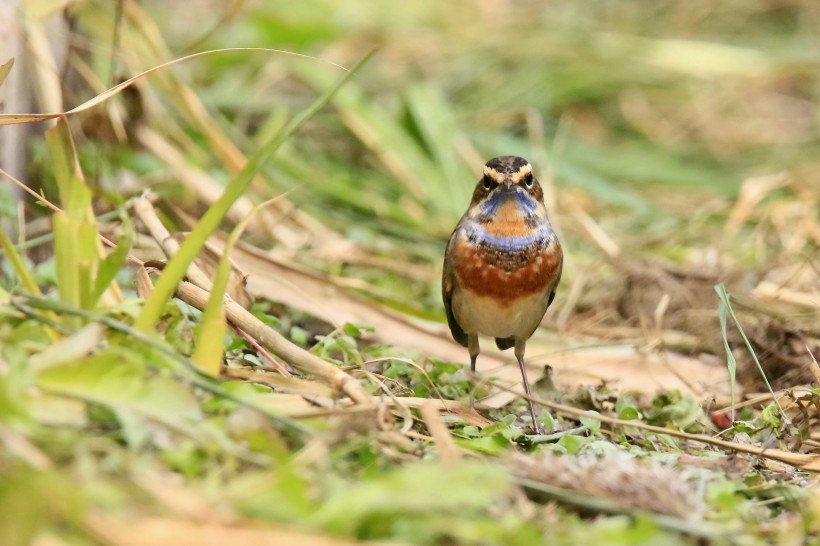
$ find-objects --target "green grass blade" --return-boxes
[715,283,786,420]
[191,197,281,374]
[190,291,228,376]
[44,118,115,312]
[715,284,737,423]
[192,212,250,372]
[0,228,41,296]
[134,50,376,333]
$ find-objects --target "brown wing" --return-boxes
[547,254,564,309]
[442,238,468,348]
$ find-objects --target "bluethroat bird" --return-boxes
[442,156,563,430]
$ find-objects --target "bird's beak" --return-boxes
[502,179,515,191]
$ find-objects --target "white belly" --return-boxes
[452,290,548,340]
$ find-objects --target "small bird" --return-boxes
[442,156,563,430]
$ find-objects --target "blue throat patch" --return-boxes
[465,223,551,251]
[478,190,538,217]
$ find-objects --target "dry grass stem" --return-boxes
[565,197,620,258]
[419,401,461,463]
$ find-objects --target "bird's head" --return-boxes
[468,156,545,219]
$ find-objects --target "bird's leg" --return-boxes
[468,334,479,409]
[514,340,541,433]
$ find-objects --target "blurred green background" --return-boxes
[24,0,810,319]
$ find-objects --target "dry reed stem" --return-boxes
[131,194,215,291]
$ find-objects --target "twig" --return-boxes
[420,401,461,463]
[131,194,214,290]
[487,378,820,472]
[175,281,373,406]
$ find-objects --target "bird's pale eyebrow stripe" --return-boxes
[483,165,505,183]
[483,162,532,183]
[510,163,532,183]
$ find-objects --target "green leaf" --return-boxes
[558,434,588,455]
[75,221,99,310]
[0,57,13,88]
[52,213,80,313]
[616,396,640,420]
[192,192,282,375]
[620,406,640,420]
[759,403,782,431]
[45,119,86,216]
[582,440,621,455]
[539,409,557,430]
[645,391,703,430]
[289,326,310,346]
[481,420,511,436]
[454,434,511,455]
[35,348,204,447]
[90,228,132,307]
[731,421,756,434]
[460,425,481,437]
[342,322,374,337]
[53,212,99,317]
[308,461,510,535]
[580,411,602,434]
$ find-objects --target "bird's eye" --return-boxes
[482,177,493,190]
[523,173,534,188]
